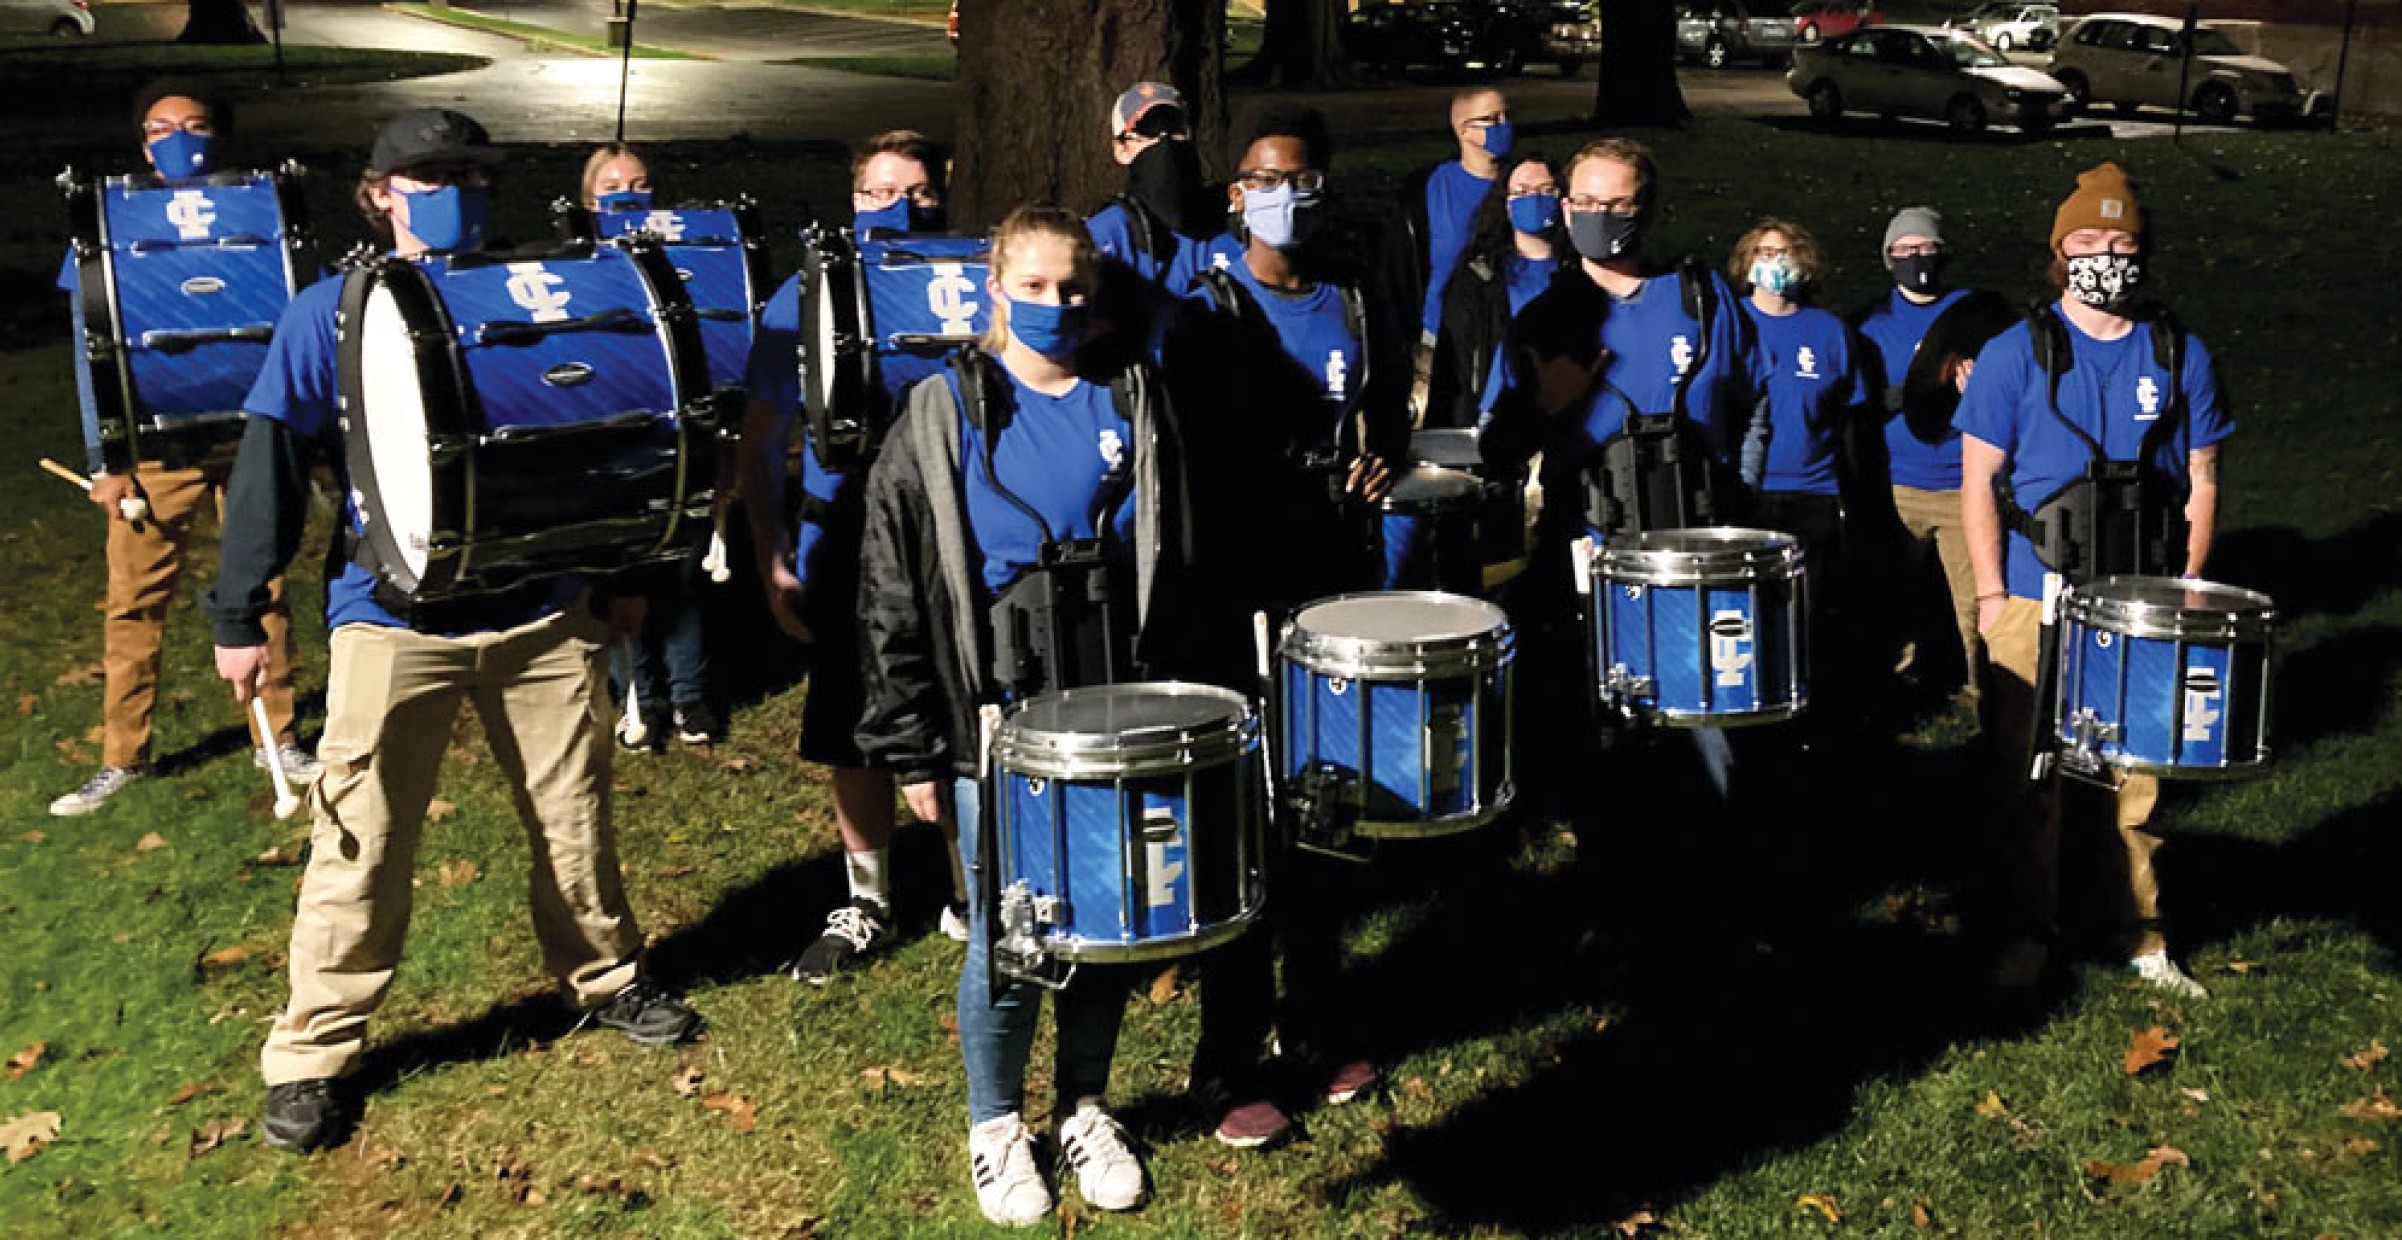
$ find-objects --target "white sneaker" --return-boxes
[940,901,970,943]
[50,765,143,816]
[967,1113,1052,1227]
[2131,949,2209,1000]
[1055,1101,1145,1212]
[254,742,321,783]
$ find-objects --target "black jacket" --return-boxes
[1430,250,1516,430]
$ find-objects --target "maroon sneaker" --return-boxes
[1213,1098,1291,1149]
[1324,1059,1380,1106]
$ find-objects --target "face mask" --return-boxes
[1568,208,1643,263]
[399,184,488,252]
[2063,252,2142,308]
[1006,295,1090,361]
[1891,253,1944,295]
[147,130,214,180]
[855,198,941,234]
[1480,121,1515,158]
[1240,183,1324,252]
[595,188,652,213]
[1507,192,1559,236]
[1125,138,1204,236]
[1749,255,1800,296]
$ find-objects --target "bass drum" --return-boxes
[336,240,722,605]
[797,225,990,471]
[580,198,770,394]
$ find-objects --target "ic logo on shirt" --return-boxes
[1326,351,1349,400]
[1795,346,1819,379]
[165,190,215,241]
[643,210,686,242]
[1098,429,1125,470]
[505,264,573,324]
[926,263,978,335]
[1670,334,1694,378]
[2136,375,2161,421]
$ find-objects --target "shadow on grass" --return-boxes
[2161,787,2402,967]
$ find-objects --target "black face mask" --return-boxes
[1124,138,1205,238]
[1569,209,1643,263]
[1892,253,1944,295]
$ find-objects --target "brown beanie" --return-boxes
[2051,162,2142,249]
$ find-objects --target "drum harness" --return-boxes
[1580,258,1736,541]
[1192,267,1379,537]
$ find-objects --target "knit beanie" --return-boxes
[1882,206,1944,266]
[2051,162,2141,250]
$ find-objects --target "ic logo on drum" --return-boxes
[926,263,979,335]
[2182,665,2223,744]
[644,210,687,242]
[1709,608,1754,688]
[1141,805,1186,911]
[165,190,216,241]
[505,264,574,324]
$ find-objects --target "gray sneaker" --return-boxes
[50,766,143,817]
[254,742,321,783]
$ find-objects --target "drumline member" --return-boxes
[579,143,724,749]
[49,82,315,817]
[1954,163,2231,997]
[1088,82,1210,289]
[742,130,972,986]
[855,206,1196,1226]
[1379,86,1514,421]
[1853,206,1984,701]
[206,108,699,1154]
[1431,152,1565,428]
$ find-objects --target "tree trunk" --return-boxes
[953,0,1227,231]
[1593,0,1689,125]
[1247,0,1348,87]
[178,0,265,44]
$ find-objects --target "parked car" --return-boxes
[0,0,93,36]
[1790,25,2071,133]
[2049,12,2317,122]
[1790,0,1883,44]
[1955,2,2056,52]
[1677,0,1800,68]
[1347,2,1526,76]
[1508,0,1604,76]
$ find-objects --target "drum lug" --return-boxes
[994,881,1074,991]
[1286,763,1371,864]
[2057,708,2118,785]
[1600,665,1653,717]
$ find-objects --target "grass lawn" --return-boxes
[0,109,2398,1239]
[383,3,699,59]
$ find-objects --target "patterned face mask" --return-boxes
[2064,252,2142,308]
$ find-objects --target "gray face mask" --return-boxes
[2064,252,2142,308]
[1569,208,1643,262]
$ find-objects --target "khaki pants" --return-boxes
[1888,484,1980,699]
[1981,596,2166,958]
[260,606,644,1086]
[104,461,298,768]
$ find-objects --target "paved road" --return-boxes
[469,0,953,62]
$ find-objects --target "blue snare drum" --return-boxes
[1279,591,1515,838]
[336,240,721,604]
[2054,576,2276,779]
[798,226,991,470]
[61,168,310,466]
[1588,528,1807,727]
[588,200,769,394]
[1378,466,1485,597]
[990,683,1266,970]
[1412,427,1532,590]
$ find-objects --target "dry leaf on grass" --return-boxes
[2337,1087,2402,1122]
[860,1065,928,1089]
[2,1111,62,1163]
[719,754,758,773]
[200,946,250,970]
[2181,1087,2212,1104]
[2083,1144,2190,1185]
[2224,959,2256,975]
[135,832,169,853]
[435,1182,464,1209]
[53,663,103,687]
[188,1116,245,1158]
[5,1043,45,1081]
[1974,1090,2009,1117]
[1795,1193,1841,1223]
[166,1082,220,1107]
[436,859,478,888]
[2124,1026,2181,1076]
[1147,963,1182,1005]
[254,844,303,867]
[17,694,37,715]
[1611,1208,1658,1237]
[424,798,459,822]
[1910,1199,1934,1227]
[701,1090,757,1133]
[20,831,45,846]
[2341,1039,2390,1071]
[670,1065,705,1097]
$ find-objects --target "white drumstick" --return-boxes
[39,459,149,522]
[250,697,302,820]
[702,528,731,584]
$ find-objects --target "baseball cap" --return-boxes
[1111,82,1188,137]
[369,108,502,176]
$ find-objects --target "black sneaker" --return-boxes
[262,1078,356,1153]
[588,978,699,1046]
[790,898,892,985]
[673,701,723,746]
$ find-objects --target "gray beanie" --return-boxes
[1883,206,1945,264]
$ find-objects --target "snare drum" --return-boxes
[1279,591,1514,837]
[797,226,990,470]
[1588,528,1807,727]
[585,200,768,393]
[990,683,1266,964]
[2054,575,2275,779]
[336,240,721,604]
[1378,466,1484,597]
[1412,428,1532,588]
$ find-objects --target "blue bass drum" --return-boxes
[60,167,310,468]
[1279,591,1515,838]
[990,683,1266,972]
[585,200,768,393]
[335,240,722,604]
[2054,576,2275,779]
[1377,465,1485,597]
[1588,527,1807,727]
[797,226,990,470]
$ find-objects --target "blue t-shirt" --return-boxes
[1216,259,1362,443]
[958,370,1138,594]
[1478,252,1565,417]
[1743,302,1865,496]
[1163,227,1243,296]
[749,273,862,588]
[1528,270,1762,463]
[1856,286,1970,491]
[1420,159,1494,337]
[1953,310,2233,600]
[1088,200,1201,289]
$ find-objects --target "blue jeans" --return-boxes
[954,777,1130,1125]
[612,565,709,713]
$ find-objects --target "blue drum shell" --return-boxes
[1592,528,1806,726]
[2056,576,2276,777]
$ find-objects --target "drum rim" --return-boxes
[994,681,1258,779]
[1039,905,1263,963]
[1595,525,1804,584]
[2064,574,2278,641]
[1378,465,1486,512]
[1283,590,1515,678]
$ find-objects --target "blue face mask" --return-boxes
[595,188,652,213]
[399,184,488,252]
[1749,255,1801,296]
[1240,183,1324,251]
[1480,121,1516,158]
[148,130,214,180]
[856,198,942,235]
[1507,191,1559,236]
[1006,295,1090,361]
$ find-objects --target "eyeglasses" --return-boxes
[1235,168,1326,193]
[1464,113,1509,129]
[1751,244,1790,259]
[141,117,213,139]
[856,184,942,208]
[1888,242,1942,259]
[1563,195,1638,214]
[1507,183,1560,199]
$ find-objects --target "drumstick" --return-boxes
[702,528,731,584]
[39,458,90,490]
[39,458,151,523]
[250,697,302,820]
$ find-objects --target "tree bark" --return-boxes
[1593,0,1690,125]
[1246,0,1348,87]
[953,0,1227,231]
[178,0,265,44]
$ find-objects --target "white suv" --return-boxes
[0,0,94,36]
[2049,12,2314,122]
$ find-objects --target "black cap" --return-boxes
[369,108,501,175]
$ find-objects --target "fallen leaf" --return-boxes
[1910,1199,1933,1228]
[436,859,478,888]
[17,694,37,715]
[2341,1039,2389,1071]
[2124,1026,2180,1076]
[1403,1076,1431,1099]
[1147,962,1182,1005]
[435,1182,464,1209]
[1,1111,62,1163]
[1974,1090,2009,1117]
[2224,959,2255,974]
[1795,1193,1841,1223]
[166,1082,219,1107]
[860,1065,928,1088]
[2338,1087,2402,1122]
[940,1011,959,1042]
[200,945,250,969]
[701,1090,757,1133]
[2180,1087,2212,1104]
[363,1139,405,1169]
[253,845,303,866]
[53,663,103,686]
[5,1043,45,1081]
[82,724,105,744]
[2083,1145,2190,1185]
[2340,1136,2380,1158]
[188,1116,245,1158]
[670,1065,705,1097]
[576,1171,625,1194]
[719,754,757,773]
[20,831,44,845]
[425,798,459,822]
[1612,1208,1658,1237]
[136,832,169,853]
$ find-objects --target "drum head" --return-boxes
[1598,526,1801,585]
[1411,428,1482,471]
[357,278,435,584]
[1381,466,1483,512]
[997,682,1254,779]
[1295,591,1505,645]
[1008,682,1248,740]
[2068,575,2277,641]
